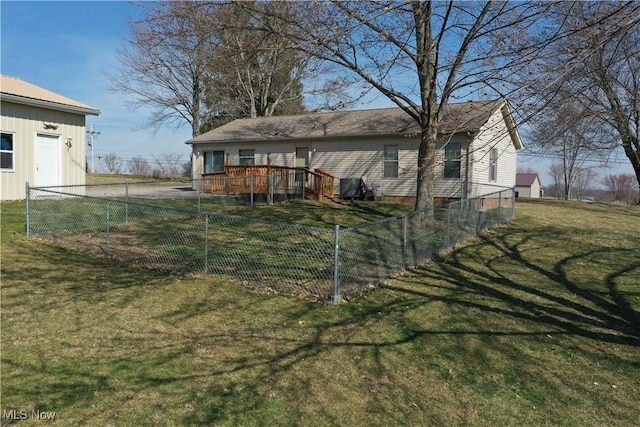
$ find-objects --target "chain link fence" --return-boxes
[26,181,514,302]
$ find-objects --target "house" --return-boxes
[515,173,542,198]
[186,99,523,203]
[1,75,100,200]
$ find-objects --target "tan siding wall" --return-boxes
[191,136,421,197]
[190,113,519,200]
[1,101,87,200]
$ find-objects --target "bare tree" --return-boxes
[102,153,124,175]
[249,1,588,210]
[603,173,639,205]
[202,1,307,130]
[152,153,184,178]
[574,166,599,201]
[110,2,216,137]
[518,1,640,202]
[127,156,152,176]
[548,162,566,200]
[111,2,315,136]
[531,101,608,200]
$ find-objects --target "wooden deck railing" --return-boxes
[200,165,336,201]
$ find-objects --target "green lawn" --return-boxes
[1,199,639,426]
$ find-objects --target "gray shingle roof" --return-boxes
[188,99,505,144]
[516,173,540,186]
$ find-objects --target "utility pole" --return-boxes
[86,125,100,173]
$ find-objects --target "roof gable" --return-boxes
[1,75,100,116]
[516,173,540,186]
[188,99,510,144]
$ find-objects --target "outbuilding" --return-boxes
[1,75,100,200]
[515,173,543,198]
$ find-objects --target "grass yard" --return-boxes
[1,199,639,426]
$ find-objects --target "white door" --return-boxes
[35,134,61,187]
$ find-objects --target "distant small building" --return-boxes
[516,173,542,198]
[1,75,100,200]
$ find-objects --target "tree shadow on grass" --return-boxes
[389,226,640,347]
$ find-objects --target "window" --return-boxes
[383,145,398,178]
[1,132,14,171]
[204,150,225,173]
[239,149,255,166]
[489,148,498,181]
[444,142,461,179]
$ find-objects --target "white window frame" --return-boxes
[1,132,15,172]
[239,149,255,166]
[204,150,225,173]
[444,142,461,179]
[489,148,498,182]
[383,145,399,178]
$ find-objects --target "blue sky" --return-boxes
[1,0,634,184]
[1,0,193,170]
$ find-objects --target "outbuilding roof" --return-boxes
[0,74,100,116]
[188,99,520,147]
[516,173,540,186]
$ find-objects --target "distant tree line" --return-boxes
[98,152,190,178]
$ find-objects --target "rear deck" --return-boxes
[200,165,336,201]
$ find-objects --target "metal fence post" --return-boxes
[197,178,201,213]
[204,214,209,273]
[511,187,516,221]
[250,174,255,207]
[25,181,31,235]
[446,203,451,248]
[269,174,274,205]
[125,183,130,224]
[332,224,341,304]
[106,200,111,255]
[402,215,408,268]
[498,190,503,224]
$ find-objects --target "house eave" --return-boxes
[186,130,475,146]
[1,93,101,116]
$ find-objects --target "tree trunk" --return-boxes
[416,128,437,211]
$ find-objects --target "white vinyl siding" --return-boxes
[469,106,518,197]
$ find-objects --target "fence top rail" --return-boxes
[29,183,513,232]
[29,179,192,190]
[30,186,334,233]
